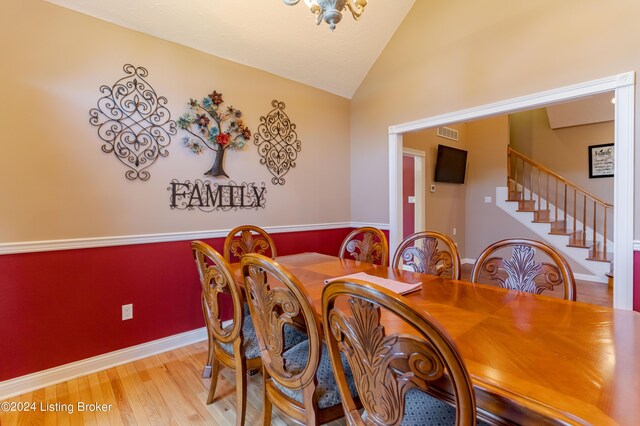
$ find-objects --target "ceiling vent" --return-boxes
[437,126,459,141]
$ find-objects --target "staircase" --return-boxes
[496,147,613,282]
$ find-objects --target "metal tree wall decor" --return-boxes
[89,64,176,181]
[178,91,251,178]
[253,100,302,185]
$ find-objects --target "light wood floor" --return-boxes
[0,341,344,426]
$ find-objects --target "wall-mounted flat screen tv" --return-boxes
[434,144,467,184]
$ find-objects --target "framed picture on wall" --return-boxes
[588,143,614,178]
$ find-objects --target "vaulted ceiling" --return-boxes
[45,0,415,99]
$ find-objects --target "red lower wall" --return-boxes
[635,251,640,312]
[0,227,352,382]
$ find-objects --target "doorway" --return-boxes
[388,72,635,310]
[402,148,425,238]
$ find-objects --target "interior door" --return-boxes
[402,155,415,238]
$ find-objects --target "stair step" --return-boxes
[567,233,594,248]
[508,190,522,201]
[587,243,614,263]
[532,210,552,223]
[549,221,573,235]
[550,229,574,236]
[587,250,614,263]
[517,200,536,212]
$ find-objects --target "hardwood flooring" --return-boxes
[0,341,344,426]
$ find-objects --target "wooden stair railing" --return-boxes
[507,146,613,262]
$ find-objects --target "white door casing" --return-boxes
[388,72,635,310]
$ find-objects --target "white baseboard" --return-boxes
[0,327,207,401]
[461,258,475,265]
[634,240,640,251]
[574,273,608,284]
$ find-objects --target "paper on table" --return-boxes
[324,272,422,295]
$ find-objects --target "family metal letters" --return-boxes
[168,180,266,212]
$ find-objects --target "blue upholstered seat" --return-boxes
[273,340,358,409]
[401,388,490,426]
[218,315,307,360]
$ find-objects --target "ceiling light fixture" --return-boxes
[283,0,368,30]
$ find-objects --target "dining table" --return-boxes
[232,252,640,425]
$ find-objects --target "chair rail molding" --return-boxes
[389,71,635,310]
[0,222,389,255]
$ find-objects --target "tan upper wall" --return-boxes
[350,0,640,239]
[463,115,549,259]
[509,109,614,205]
[403,124,468,255]
[0,0,351,243]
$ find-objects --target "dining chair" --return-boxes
[191,241,259,426]
[241,253,359,426]
[339,226,389,266]
[191,242,306,426]
[392,231,462,279]
[322,278,486,425]
[224,225,277,263]
[471,238,577,301]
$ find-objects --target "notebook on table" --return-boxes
[324,272,422,295]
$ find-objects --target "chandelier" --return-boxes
[283,0,368,30]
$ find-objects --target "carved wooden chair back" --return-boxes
[224,225,277,263]
[241,253,324,422]
[471,238,577,301]
[322,279,477,426]
[392,231,462,279]
[192,240,245,361]
[192,240,263,426]
[339,226,389,266]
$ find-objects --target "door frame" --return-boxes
[402,148,426,234]
[388,72,635,310]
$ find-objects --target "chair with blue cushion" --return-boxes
[191,241,305,426]
[224,225,277,263]
[339,226,389,266]
[241,253,359,425]
[392,231,462,280]
[322,278,489,426]
[471,238,576,301]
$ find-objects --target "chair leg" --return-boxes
[206,356,220,405]
[201,296,213,379]
[262,368,272,426]
[235,362,247,426]
[202,337,213,378]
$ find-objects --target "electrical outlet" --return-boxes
[453,227,457,236]
[122,304,133,321]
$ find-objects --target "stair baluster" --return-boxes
[573,188,578,232]
[506,146,613,265]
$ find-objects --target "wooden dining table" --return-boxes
[233,252,640,425]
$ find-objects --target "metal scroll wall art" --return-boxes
[89,64,176,181]
[253,100,302,185]
[178,90,251,178]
